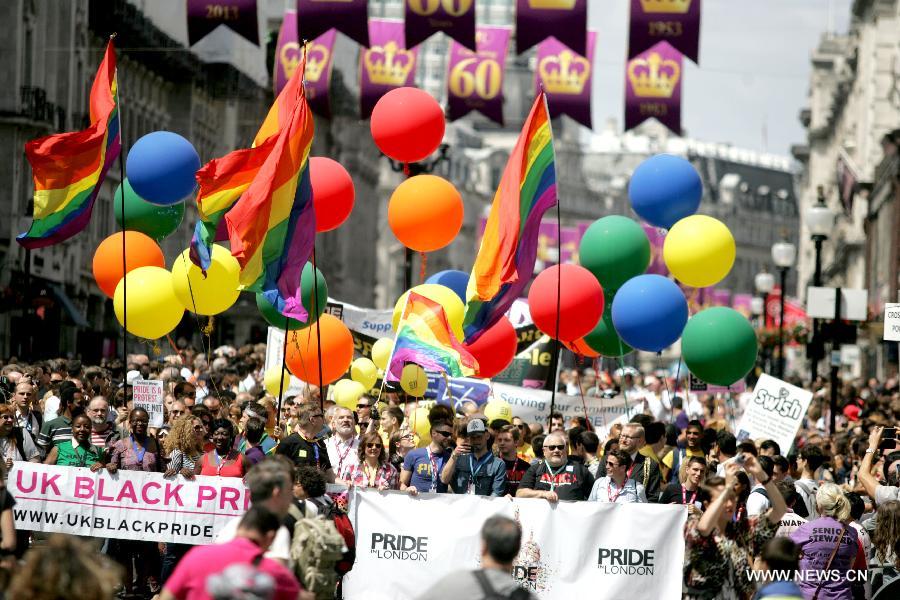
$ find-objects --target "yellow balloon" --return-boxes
[350,357,378,390]
[484,399,513,423]
[663,215,736,288]
[171,245,241,315]
[400,364,428,397]
[371,337,394,371]
[408,406,431,445]
[114,267,184,339]
[333,379,366,409]
[264,368,292,397]
[392,284,465,340]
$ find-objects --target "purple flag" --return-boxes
[624,41,682,135]
[447,26,511,125]
[515,0,587,56]
[536,32,596,128]
[732,293,753,318]
[628,0,701,64]
[274,12,337,117]
[360,19,418,119]
[405,0,477,51]
[708,288,731,307]
[187,0,258,46]
[559,226,580,265]
[297,0,368,48]
[641,223,668,275]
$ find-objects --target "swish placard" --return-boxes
[447,26,511,125]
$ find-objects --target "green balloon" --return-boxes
[682,307,758,386]
[114,178,185,241]
[256,262,328,330]
[579,216,650,291]
[583,301,632,357]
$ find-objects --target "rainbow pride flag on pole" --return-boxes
[462,91,556,342]
[190,60,304,271]
[387,292,479,382]
[222,65,316,321]
[17,39,121,249]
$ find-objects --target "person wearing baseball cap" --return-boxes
[440,418,507,497]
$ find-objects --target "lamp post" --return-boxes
[771,240,797,379]
[804,185,835,387]
[755,270,775,373]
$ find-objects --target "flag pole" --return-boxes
[111,34,128,390]
[543,88,562,427]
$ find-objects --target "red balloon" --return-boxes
[464,317,518,379]
[563,337,600,358]
[370,87,445,163]
[528,264,604,342]
[310,157,355,232]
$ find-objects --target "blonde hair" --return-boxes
[816,482,851,523]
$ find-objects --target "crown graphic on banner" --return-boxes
[364,41,414,85]
[281,42,331,83]
[628,51,680,98]
[527,0,577,9]
[640,0,693,14]
[280,43,301,80]
[539,50,590,94]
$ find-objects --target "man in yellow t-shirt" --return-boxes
[662,420,706,484]
[511,417,534,461]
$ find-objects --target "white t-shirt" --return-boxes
[746,484,771,517]
[775,510,807,538]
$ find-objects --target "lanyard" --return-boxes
[607,478,630,503]
[363,463,377,487]
[681,485,697,505]
[131,435,147,465]
[545,462,567,491]
[335,439,353,475]
[214,450,231,476]
[469,452,493,486]
[302,436,320,469]
[429,450,444,490]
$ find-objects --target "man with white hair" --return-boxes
[516,431,594,502]
[596,423,662,502]
[325,406,359,478]
[86,396,120,450]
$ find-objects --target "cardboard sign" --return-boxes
[884,303,900,341]
[735,374,813,452]
[132,379,164,428]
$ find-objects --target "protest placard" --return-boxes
[734,374,813,452]
[884,303,900,342]
[10,463,248,545]
[343,489,686,600]
[131,379,164,427]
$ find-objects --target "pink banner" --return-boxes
[359,19,418,119]
[297,0,368,48]
[535,32,596,128]
[515,0,587,55]
[447,26,511,125]
[187,0,258,46]
[274,12,335,117]
[642,223,668,276]
[625,41,682,135]
[405,0,477,51]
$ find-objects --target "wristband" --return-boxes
[864,449,877,455]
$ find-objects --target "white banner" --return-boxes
[492,383,643,439]
[326,297,393,338]
[10,463,248,545]
[735,374,813,452]
[343,490,686,600]
[132,379,164,428]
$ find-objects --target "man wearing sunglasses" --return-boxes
[400,418,455,495]
[441,419,507,497]
[516,431,595,502]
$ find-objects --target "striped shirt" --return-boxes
[36,415,72,450]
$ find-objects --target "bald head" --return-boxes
[542,431,568,467]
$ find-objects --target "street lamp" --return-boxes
[804,185,835,385]
[755,270,775,372]
[771,240,797,379]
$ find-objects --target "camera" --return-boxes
[0,376,12,403]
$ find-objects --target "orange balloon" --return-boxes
[92,231,165,298]
[564,337,601,358]
[285,314,354,386]
[388,175,463,252]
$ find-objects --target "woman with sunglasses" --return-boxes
[588,449,647,503]
[338,431,398,490]
[163,415,206,480]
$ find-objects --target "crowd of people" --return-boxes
[0,348,897,600]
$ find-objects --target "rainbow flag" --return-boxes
[190,61,304,271]
[462,92,556,342]
[223,66,316,321]
[387,292,479,382]
[17,40,121,249]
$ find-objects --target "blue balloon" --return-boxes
[627,154,702,229]
[126,131,200,205]
[611,274,687,352]
[425,270,469,303]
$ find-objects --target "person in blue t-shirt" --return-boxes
[400,417,455,495]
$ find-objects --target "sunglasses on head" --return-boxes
[366,443,383,449]
[543,444,565,451]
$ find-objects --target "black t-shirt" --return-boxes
[503,457,531,496]
[659,483,708,506]
[518,460,594,501]
[276,434,332,472]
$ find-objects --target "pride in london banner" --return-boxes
[343,489,687,600]
[10,464,249,545]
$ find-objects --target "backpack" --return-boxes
[309,497,356,576]
[472,569,532,600]
[288,503,346,600]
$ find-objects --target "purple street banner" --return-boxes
[624,41,682,135]
[274,11,336,117]
[628,0,701,64]
[515,0,587,56]
[447,26,511,125]
[405,0,477,51]
[535,32,596,128]
[732,293,753,318]
[297,0,368,48]
[642,223,668,276]
[360,19,418,119]
[187,0,258,46]
[559,226,580,265]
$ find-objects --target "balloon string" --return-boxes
[311,245,325,410]
[277,316,289,428]
[178,253,222,399]
[573,367,592,432]
[419,252,427,284]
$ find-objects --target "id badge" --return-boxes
[467,481,476,495]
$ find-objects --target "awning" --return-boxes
[49,283,89,328]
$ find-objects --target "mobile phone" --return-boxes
[733,454,746,466]
[878,428,897,451]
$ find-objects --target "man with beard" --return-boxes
[401,417,455,495]
[516,431,594,502]
[596,423,662,502]
[442,419,507,497]
[325,406,360,479]
[86,396,120,450]
[495,425,530,496]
